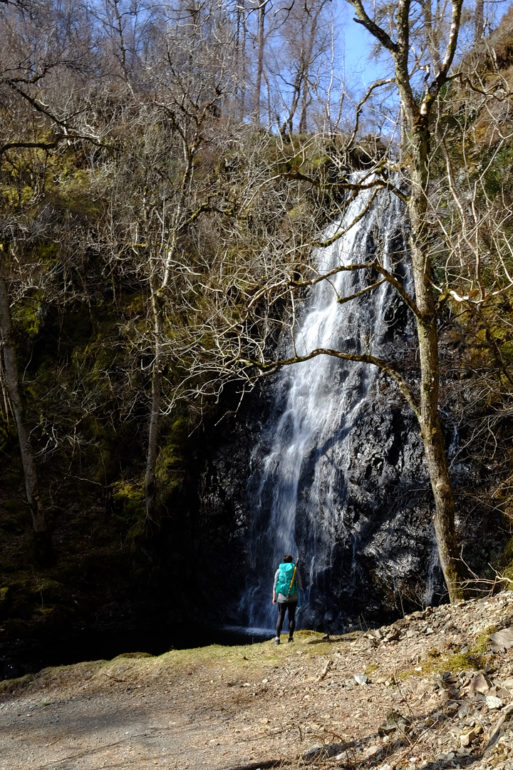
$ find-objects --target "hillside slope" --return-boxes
[2,591,513,770]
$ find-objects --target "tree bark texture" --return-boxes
[408,127,464,601]
[254,1,267,124]
[144,287,164,525]
[0,275,50,562]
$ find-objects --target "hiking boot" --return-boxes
[274,637,280,645]
[288,637,294,643]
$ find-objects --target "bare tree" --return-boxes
[252,0,272,124]
[163,0,473,600]
[275,0,332,135]
[0,0,79,560]
[0,275,49,557]
[90,0,240,523]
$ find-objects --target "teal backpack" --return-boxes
[276,562,297,596]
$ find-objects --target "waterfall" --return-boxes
[239,177,430,634]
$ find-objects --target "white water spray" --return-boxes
[241,178,424,632]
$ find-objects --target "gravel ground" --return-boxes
[2,591,513,770]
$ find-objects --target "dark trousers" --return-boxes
[276,600,298,638]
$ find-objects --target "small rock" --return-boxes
[443,701,460,716]
[490,628,513,651]
[302,743,345,762]
[354,673,368,685]
[486,695,503,710]
[492,686,511,700]
[378,710,411,735]
[470,673,491,695]
[483,703,513,753]
[459,725,483,747]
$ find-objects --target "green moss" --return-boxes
[0,673,35,693]
[482,145,513,198]
[152,417,191,506]
[28,578,66,602]
[112,480,145,523]
[402,626,497,678]
[12,290,45,338]
[494,534,513,583]
[474,626,498,652]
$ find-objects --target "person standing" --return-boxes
[272,554,302,644]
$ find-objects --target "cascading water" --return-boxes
[239,177,439,634]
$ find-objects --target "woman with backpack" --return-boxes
[272,554,302,644]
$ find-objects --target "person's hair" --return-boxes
[283,554,294,563]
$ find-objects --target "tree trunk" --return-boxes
[0,275,51,564]
[474,0,484,42]
[144,286,164,525]
[254,1,266,125]
[236,1,247,121]
[408,124,464,601]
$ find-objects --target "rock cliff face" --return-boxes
[197,371,443,633]
[196,183,448,634]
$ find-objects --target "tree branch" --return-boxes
[245,347,420,419]
[347,0,398,53]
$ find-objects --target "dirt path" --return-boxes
[2,593,513,770]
